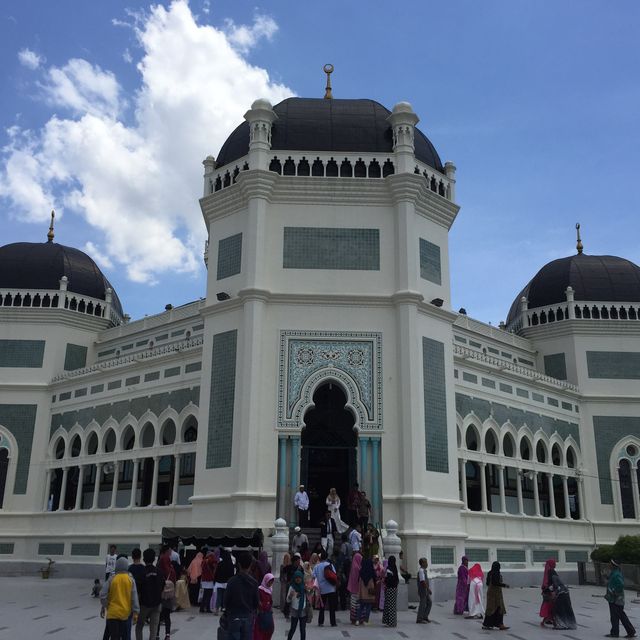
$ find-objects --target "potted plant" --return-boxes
[40,557,55,579]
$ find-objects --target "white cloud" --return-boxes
[84,241,113,269]
[225,14,278,53]
[0,0,292,285]
[18,48,44,70]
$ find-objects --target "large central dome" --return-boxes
[216,97,444,172]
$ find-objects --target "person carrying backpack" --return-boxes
[135,548,165,640]
[158,546,177,640]
[312,550,337,627]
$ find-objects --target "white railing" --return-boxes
[453,343,579,392]
[0,287,123,326]
[204,152,453,202]
[508,300,640,333]
[51,336,204,383]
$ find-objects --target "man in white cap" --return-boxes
[293,484,310,526]
[292,527,308,554]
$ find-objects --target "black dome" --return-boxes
[507,253,640,325]
[216,97,444,172]
[0,241,123,317]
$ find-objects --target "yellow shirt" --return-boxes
[107,573,133,620]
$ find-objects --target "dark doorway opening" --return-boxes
[301,382,357,526]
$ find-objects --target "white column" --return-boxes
[577,476,586,520]
[460,459,468,509]
[548,473,557,518]
[110,461,120,509]
[75,465,85,510]
[499,465,506,514]
[172,455,181,505]
[533,471,541,516]
[43,469,52,511]
[129,459,139,508]
[150,457,159,506]
[92,463,102,509]
[516,471,524,515]
[480,462,488,512]
[58,467,69,511]
[631,466,640,521]
[562,476,571,519]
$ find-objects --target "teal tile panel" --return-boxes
[0,404,37,494]
[192,324,204,331]
[38,542,64,555]
[91,384,104,394]
[516,388,529,398]
[0,543,14,554]
[164,367,180,378]
[144,372,160,382]
[171,329,186,337]
[587,351,640,379]
[532,549,559,563]
[497,549,525,563]
[71,543,101,556]
[217,232,243,280]
[454,393,580,445]
[501,352,512,359]
[74,388,87,398]
[593,416,640,504]
[544,353,567,381]
[64,344,87,371]
[469,340,482,349]
[185,362,202,373]
[107,380,122,390]
[532,392,544,403]
[422,337,448,473]
[206,330,238,468]
[547,397,559,407]
[419,238,442,285]
[0,339,45,368]
[283,227,380,271]
[431,546,454,565]
[561,402,572,411]
[565,550,589,563]
[462,372,477,384]
[481,378,495,389]
[465,548,489,562]
[454,336,467,344]
[488,347,499,355]
[59,392,71,401]
[499,383,513,394]
[125,376,140,386]
[121,344,133,351]
[156,334,168,341]
[136,339,149,347]
[98,349,115,358]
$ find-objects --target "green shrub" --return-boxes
[591,536,640,564]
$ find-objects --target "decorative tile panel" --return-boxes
[532,549,559,563]
[206,330,237,468]
[185,362,202,373]
[497,548,525,563]
[0,404,37,494]
[499,383,513,394]
[593,416,640,504]
[465,548,489,562]
[544,353,567,380]
[430,546,454,565]
[419,238,442,285]
[462,372,477,384]
[71,543,101,556]
[164,367,180,378]
[283,227,380,270]
[565,550,588,563]
[423,338,448,473]
[107,380,122,390]
[38,542,64,555]
[125,376,140,386]
[91,384,104,394]
[0,543,14,554]
[217,232,242,280]
[64,344,87,371]
[0,339,45,368]
[455,394,579,444]
[144,372,160,382]
[587,351,640,379]
[278,331,382,431]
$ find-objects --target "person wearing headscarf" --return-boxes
[382,555,399,627]
[605,558,636,638]
[279,553,292,620]
[454,555,469,615]
[158,547,177,640]
[539,558,556,626]
[347,551,362,624]
[187,550,204,606]
[286,570,308,640]
[254,573,275,640]
[357,557,376,624]
[372,555,385,610]
[251,551,272,585]
[547,562,576,630]
[466,563,485,619]
[213,548,235,615]
[482,561,509,630]
[199,549,217,613]
[326,488,349,533]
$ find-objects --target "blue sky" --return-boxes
[1,1,639,324]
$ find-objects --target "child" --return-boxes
[91,578,101,598]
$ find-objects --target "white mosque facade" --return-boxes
[1,91,640,575]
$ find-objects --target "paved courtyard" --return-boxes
[0,577,637,640]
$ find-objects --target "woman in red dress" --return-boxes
[254,572,275,640]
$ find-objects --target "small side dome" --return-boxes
[391,101,414,114]
[506,253,640,325]
[0,241,124,317]
[251,98,273,111]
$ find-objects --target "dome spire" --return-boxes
[576,222,583,255]
[323,64,334,99]
[47,210,55,243]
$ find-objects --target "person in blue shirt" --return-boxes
[312,550,337,627]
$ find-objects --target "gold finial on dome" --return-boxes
[576,222,583,255]
[323,64,334,99]
[47,210,55,243]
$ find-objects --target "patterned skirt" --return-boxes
[382,587,397,626]
[350,594,358,623]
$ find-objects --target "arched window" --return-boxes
[121,426,135,451]
[566,446,576,469]
[536,441,547,463]
[54,437,65,460]
[103,429,116,454]
[86,432,99,455]
[519,437,531,460]
[619,459,636,519]
[484,429,498,455]
[0,448,8,508]
[465,425,479,451]
[161,420,176,446]
[503,433,515,457]
[141,423,155,448]
[70,435,82,458]
[182,416,198,443]
[551,444,562,466]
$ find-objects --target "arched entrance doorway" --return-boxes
[300,382,357,526]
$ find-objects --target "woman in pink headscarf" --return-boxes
[347,551,363,624]
[466,563,485,619]
[539,558,556,626]
[254,573,275,640]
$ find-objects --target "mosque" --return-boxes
[1,68,640,577]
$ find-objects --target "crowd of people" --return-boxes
[94,534,636,640]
